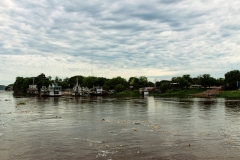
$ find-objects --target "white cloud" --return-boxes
[0,0,240,85]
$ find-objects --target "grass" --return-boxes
[113,90,140,97]
[114,89,206,97]
[215,90,240,99]
[150,89,206,97]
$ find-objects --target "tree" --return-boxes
[13,77,24,93]
[114,84,125,92]
[102,84,110,90]
[178,77,191,89]
[107,76,127,89]
[55,76,59,82]
[128,77,139,88]
[58,81,69,89]
[192,77,200,85]
[82,76,97,88]
[182,74,192,84]
[199,74,216,88]
[160,83,169,92]
[147,81,154,87]
[138,76,148,87]
[63,77,69,82]
[216,78,224,86]
[69,76,84,87]
[225,70,240,90]
[95,77,107,86]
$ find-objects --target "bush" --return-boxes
[114,84,125,92]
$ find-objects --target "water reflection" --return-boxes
[53,97,59,106]
[2,91,240,159]
[225,100,240,112]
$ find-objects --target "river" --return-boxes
[1,91,240,159]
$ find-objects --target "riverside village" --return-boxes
[4,70,240,98]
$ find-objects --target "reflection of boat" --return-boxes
[27,78,39,95]
[49,82,62,96]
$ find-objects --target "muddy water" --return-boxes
[1,91,240,159]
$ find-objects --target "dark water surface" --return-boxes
[1,91,240,159]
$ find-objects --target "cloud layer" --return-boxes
[1,0,240,85]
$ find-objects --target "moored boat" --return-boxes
[72,78,82,96]
[26,78,39,95]
[49,82,62,96]
[40,86,49,97]
[72,78,89,97]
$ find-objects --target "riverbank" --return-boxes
[114,90,140,97]
[215,90,240,99]
[150,89,206,97]
[191,87,221,98]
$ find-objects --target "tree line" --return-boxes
[11,70,240,93]
[12,73,154,93]
[157,70,240,92]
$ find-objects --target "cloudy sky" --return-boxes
[1,0,240,85]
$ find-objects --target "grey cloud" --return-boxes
[1,0,240,85]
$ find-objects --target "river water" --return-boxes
[1,91,240,159]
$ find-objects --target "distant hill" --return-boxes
[0,85,6,90]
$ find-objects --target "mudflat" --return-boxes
[192,87,221,97]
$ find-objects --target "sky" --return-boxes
[0,0,240,85]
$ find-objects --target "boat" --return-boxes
[81,87,90,97]
[40,86,49,97]
[48,82,62,96]
[72,78,89,97]
[89,86,109,96]
[40,82,62,97]
[26,78,39,95]
[72,78,82,96]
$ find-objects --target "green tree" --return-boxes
[13,77,24,93]
[58,81,69,89]
[225,70,240,90]
[178,77,191,89]
[82,76,97,88]
[69,75,84,87]
[55,76,59,82]
[128,77,140,89]
[147,81,154,87]
[182,74,192,84]
[107,76,127,89]
[114,84,125,92]
[95,77,107,86]
[138,76,148,87]
[102,84,110,90]
[216,78,224,86]
[199,74,216,88]
[63,77,69,82]
[160,83,169,92]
